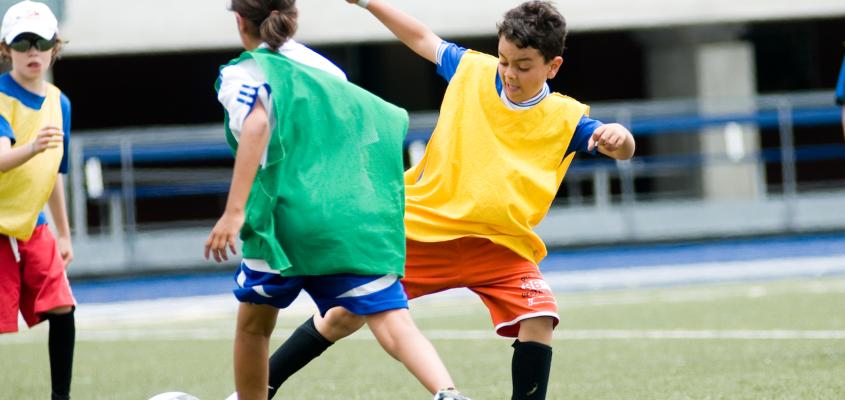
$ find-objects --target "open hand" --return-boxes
[204,211,244,263]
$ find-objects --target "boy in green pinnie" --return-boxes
[205,1,471,399]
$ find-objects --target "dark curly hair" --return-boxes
[496,1,567,62]
[231,0,297,51]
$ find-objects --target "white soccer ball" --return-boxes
[148,392,200,400]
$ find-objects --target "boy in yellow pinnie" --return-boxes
[261,1,636,399]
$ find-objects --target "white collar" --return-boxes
[500,83,550,111]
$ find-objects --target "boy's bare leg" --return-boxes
[264,308,365,399]
[366,308,454,394]
[517,316,553,345]
[234,303,278,400]
[512,316,555,399]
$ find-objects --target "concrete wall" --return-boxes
[47,0,845,56]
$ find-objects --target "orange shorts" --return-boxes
[402,237,558,337]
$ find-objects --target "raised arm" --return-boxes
[347,0,441,64]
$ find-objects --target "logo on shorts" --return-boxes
[527,296,557,306]
[520,276,554,306]
[520,278,550,292]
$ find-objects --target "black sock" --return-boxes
[47,310,75,400]
[511,339,552,400]
[267,316,333,399]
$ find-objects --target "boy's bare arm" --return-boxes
[346,0,441,64]
[204,101,270,263]
[47,174,73,265]
[588,123,636,160]
[0,127,63,172]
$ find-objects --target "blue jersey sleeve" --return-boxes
[59,93,71,174]
[435,41,468,82]
[836,55,845,105]
[0,115,13,145]
[566,115,603,156]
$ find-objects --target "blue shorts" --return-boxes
[233,259,408,316]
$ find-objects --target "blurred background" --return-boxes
[3,0,843,276]
[3,1,845,399]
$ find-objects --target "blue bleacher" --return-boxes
[83,105,845,199]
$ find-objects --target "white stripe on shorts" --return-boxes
[242,258,281,274]
[252,285,272,298]
[9,237,20,263]
[236,270,247,288]
[336,274,398,299]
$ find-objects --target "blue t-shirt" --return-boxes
[435,41,602,156]
[836,55,845,105]
[0,73,71,225]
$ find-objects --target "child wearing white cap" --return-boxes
[0,2,75,400]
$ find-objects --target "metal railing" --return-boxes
[65,90,845,275]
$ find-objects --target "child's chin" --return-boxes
[511,93,528,102]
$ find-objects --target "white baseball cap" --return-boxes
[1,1,58,44]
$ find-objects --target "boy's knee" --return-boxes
[237,304,277,337]
[238,319,274,337]
[316,308,366,341]
[517,316,555,344]
[44,306,74,316]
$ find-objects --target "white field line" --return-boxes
[430,329,845,340]
[3,328,845,344]
[543,254,845,291]
[64,279,839,329]
[5,255,842,333]
[554,330,845,340]
[44,258,845,328]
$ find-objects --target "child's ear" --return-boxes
[547,56,563,79]
[0,45,9,64]
[235,13,247,35]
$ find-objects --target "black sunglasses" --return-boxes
[9,33,56,52]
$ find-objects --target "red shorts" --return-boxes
[0,225,76,333]
[403,237,558,337]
